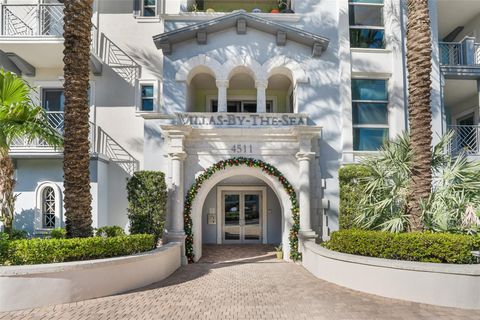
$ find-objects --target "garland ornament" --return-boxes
[183,157,301,263]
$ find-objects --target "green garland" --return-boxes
[183,157,301,263]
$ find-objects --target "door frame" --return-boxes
[216,186,267,244]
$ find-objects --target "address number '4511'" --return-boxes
[231,144,253,154]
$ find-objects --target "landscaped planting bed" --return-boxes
[0,234,155,266]
[323,229,480,264]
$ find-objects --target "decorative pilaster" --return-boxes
[216,80,229,112]
[255,80,268,113]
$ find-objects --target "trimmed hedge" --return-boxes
[323,229,480,264]
[0,234,155,266]
[339,165,372,230]
[96,225,125,238]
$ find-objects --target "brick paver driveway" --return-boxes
[2,245,480,320]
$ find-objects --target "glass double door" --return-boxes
[223,192,261,243]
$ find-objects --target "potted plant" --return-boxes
[278,0,294,13]
[275,245,283,259]
[278,0,288,11]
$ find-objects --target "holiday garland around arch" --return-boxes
[183,157,301,263]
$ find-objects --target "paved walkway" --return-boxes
[1,245,480,320]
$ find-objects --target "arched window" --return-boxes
[42,187,56,229]
[35,182,62,232]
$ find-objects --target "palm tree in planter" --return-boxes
[406,0,433,231]
[0,70,63,236]
[62,0,94,238]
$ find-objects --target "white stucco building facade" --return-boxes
[1,0,480,261]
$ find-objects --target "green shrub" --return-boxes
[50,228,67,239]
[323,229,480,264]
[10,229,28,240]
[0,234,155,266]
[127,171,167,243]
[338,165,372,230]
[0,233,8,263]
[96,226,126,238]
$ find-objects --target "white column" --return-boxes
[216,80,229,112]
[162,125,191,265]
[296,151,315,235]
[170,151,187,234]
[255,80,268,113]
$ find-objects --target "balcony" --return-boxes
[448,125,480,156]
[439,38,480,79]
[10,112,139,175]
[0,3,63,37]
[188,0,292,13]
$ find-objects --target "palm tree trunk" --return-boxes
[406,0,433,231]
[0,153,15,236]
[63,0,94,238]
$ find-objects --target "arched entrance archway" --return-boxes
[184,157,301,263]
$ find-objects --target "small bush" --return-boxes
[96,226,126,238]
[0,234,155,266]
[338,165,372,230]
[10,229,28,240]
[323,229,480,264]
[50,228,67,239]
[127,171,167,243]
[0,233,8,261]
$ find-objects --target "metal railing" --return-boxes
[448,125,480,156]
[10,112,138,175]
[439,41,480,67]
[476,43,480,66]
[0,3,63,36]
[189,0,289,13]
[98,32,141,84]
[10,111,64,149]
[0,5,140,84]
[94,126,139,175]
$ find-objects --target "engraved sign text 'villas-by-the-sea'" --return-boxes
[176,113,308,127]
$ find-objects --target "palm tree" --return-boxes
[62,0,94,238]
[406,0,433,231]
[0,70,63,236]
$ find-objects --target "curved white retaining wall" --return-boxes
[303,241,480,310]
[0,242,181,312]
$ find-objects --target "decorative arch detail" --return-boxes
[175,54,308,88]
[261,56,309,86]
[183,157,301,263]
[175,55,224,84]
[223,56,263,81]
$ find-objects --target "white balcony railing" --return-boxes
[0,5,141,84]
[10,112,138,175]
[448,125,480,156]
[0,3,63,36]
